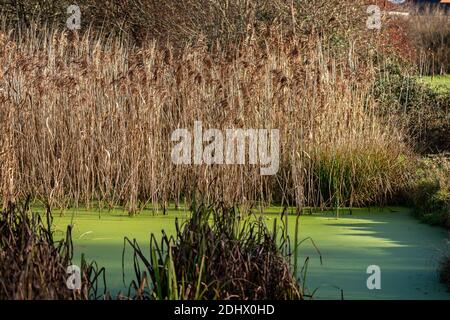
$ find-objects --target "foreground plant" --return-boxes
[123,203,309,300]
[0,199,106,300]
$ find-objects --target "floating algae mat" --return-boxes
[50,207,450,300]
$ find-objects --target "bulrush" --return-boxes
[0,22,411,213]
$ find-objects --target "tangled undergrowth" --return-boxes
[406,5,450,76]
[0,199,106,300]
[0,23,412,213]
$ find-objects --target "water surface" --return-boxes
[51,207,450,300]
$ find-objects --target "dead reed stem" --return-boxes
[0,24,411,213]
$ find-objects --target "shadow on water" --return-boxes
[300,211,449,300]
[59,208,450,300]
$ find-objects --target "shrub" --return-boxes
[373,72,450,154]
[0,24,412,211]
[0,199,105,300]
[310,145,411,208]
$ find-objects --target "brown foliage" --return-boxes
[0,200,104,299]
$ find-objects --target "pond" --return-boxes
[51,206,450,300]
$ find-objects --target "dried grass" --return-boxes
[0,16,412,213]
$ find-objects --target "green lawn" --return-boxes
[418,75,450,95]
[48,206,450,300]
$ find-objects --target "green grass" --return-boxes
[46,206,450,300]
[418,75,450,95]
